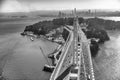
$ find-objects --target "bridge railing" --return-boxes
[79,25,95,80]
[50,30,73,80]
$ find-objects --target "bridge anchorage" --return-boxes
[50,8,95,80]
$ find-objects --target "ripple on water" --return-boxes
[94,34,120,80]
[0,34,58,80]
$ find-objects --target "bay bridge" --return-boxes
[49,9,95,80]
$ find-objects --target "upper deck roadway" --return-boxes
[50,9,95,80]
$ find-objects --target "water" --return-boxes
[0,17,54,35]
[92,17,120,80]
[83,16,120,80]
[0,17,58,80]
[1,35,58,80]
[84,16,120,21]
[94,31,120,80]
[99,17,120,21]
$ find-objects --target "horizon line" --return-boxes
[0,8,120,13]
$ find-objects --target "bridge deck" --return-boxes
[50,9,95,80]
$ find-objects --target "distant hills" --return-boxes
[0,10,120,19]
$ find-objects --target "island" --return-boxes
[21,17,120,58]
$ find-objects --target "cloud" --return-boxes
[0,0,30,12]
[0,0,120,13]
[24,0,120,10]
[18,0,92,3]
[0,0,4,7]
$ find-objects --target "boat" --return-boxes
[30,37,34,41]
[43,64,55,73]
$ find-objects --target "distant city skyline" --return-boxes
[0,0,120,13]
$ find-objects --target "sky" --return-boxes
[0,0,120,13]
